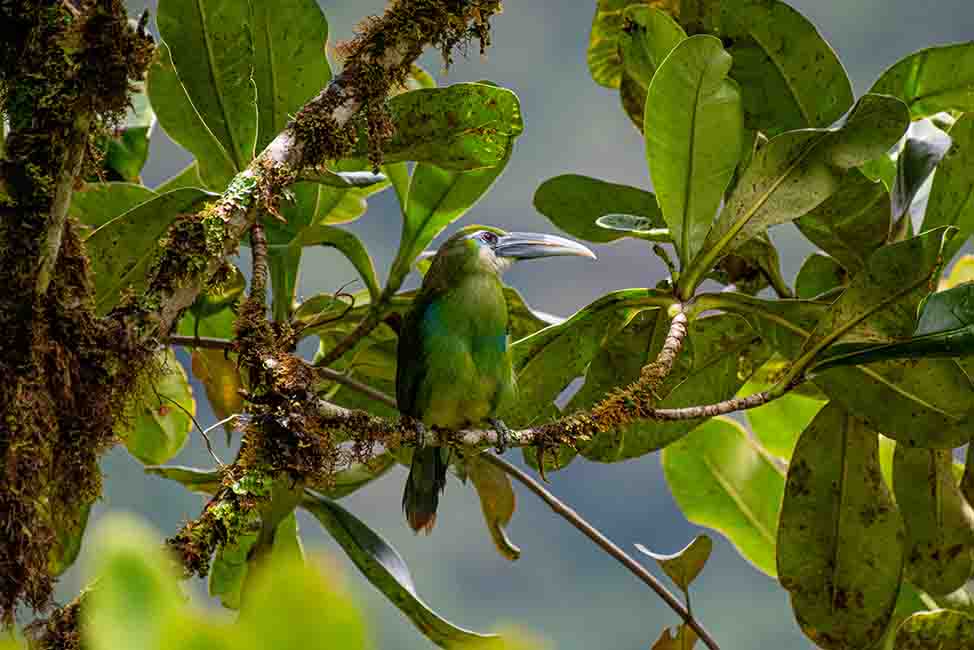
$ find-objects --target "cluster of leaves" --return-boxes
[53,0,974,647]
[20,515,537,650]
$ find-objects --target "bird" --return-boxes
[396,225,596,532]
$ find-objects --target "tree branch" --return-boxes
[249,220,269,307]
[118,0,503,345]
[484,453,721,650]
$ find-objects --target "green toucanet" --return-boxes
[397,225,595,532]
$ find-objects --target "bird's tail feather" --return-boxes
[402,447,448,533]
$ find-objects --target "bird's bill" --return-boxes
[494,232,597,260]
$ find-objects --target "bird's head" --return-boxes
[430,225,596,277]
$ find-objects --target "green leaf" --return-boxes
[191,350,245,434]
[239,553,367,650]
[794,170,891,274]
[634,534,713,592]
[645,34,742,266]
[579,313,770,462]
[146,42,236,191]
[103,88,155,182]
[209,531,258,610]
[293,224,380,302]
[533,174,665,243]
[251,0,330,153]
[387,152,513,293]
[894,609,974,648]
[468,453,520,562]
[616,6,687,130]
[210,512,302,610]
[662,416,783,577]
[49,502,91,577]
[777,403,903,649]
[740,360,827,460]
[891,120,952,225]
[117,349,195,465]
[795,252,847,299]
[719,0,853,136]
[687,94,910,294]
[144,465,223,495]
[869,42,974,118]
[157,0,258,170]
[301,492,499,648]
[86,187,214,315]
[353,83,523,170]
[83,515,182,650]
[69,182,158,230]
[894,445,974,595]
[923,112,974,261]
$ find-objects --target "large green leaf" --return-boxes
[155,161,206,193]
[353,83,523,170]
[84,516,183,650]
[209,512,302,610]
[794,170,891,274]
[616,6,687,130]
[146,42,236,191]
[645,34,742,266]
[894,445,974,595]
[86,187,214,315]
[586,0,639,89]
[719,0,853,136]
[685,94,910,294]
[101,89,156,182]
[252,0,330,153]
[533,174,665,243]
[69,182,158,230]
[157,0,258,170]
[117,348,195,465]
[869,42,974,118]
[923,112,974,261]
[49,502,91,577]
[239,553,367,650]
[580,313,770,462]
[662,416,783,577]
[301,493,499,648]
[144,465,223,495]
[777,403,903,650]
[386,151,514,293]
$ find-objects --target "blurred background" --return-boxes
[61,1,974,648]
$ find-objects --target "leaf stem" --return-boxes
[483,453,721,650]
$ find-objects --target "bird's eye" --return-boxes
[481,231,498,245]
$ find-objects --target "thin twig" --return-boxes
[168,335,234,351]
[155,394,223,467]
[483,453,721,650]
[313,366,398,409]
[250,221,269,306]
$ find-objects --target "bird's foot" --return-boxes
[488,418,512,455]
